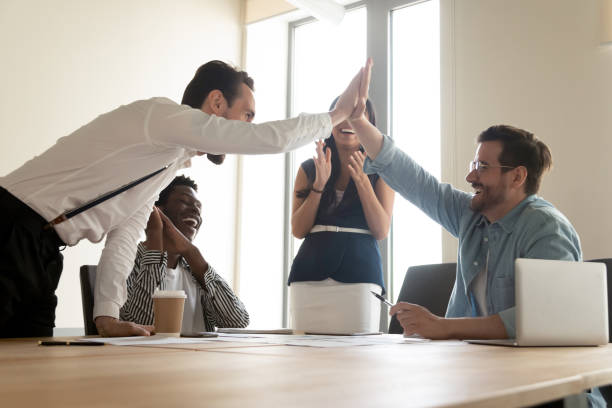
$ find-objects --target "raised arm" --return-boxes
[148,60,371,155]
[348,59,469,237]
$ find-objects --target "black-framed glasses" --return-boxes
[469,161,516,173]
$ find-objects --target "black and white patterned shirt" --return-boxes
[120,242,249,332]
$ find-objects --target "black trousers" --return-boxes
[0,187,65,338]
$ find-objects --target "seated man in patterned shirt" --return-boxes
[120,175,249,333]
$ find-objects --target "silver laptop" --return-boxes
[466,258,608,347]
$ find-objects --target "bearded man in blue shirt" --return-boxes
[347,64,581,341]
[378,123,580,340]
[346,60,605,408]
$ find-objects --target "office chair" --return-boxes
[586,259,612,405]
[388,262,456,334]
[586,258,612,342]
[79,265,99,335]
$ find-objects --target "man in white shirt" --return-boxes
[0,58,371,338]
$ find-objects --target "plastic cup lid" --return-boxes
[152,289,187,298]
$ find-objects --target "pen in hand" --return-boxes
[370,290,393,308]
[370,291,424,339]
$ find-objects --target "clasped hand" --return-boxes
[146,206,192,255]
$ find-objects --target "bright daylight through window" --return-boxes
[390,0,441,301]
[244,0,441,326]
[290,6,367,258]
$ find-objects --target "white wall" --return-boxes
[0,0,244,328]
[246,0,296,23]
[441,0,612,261]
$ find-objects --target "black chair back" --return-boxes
[388,263,456,334]
[79,265,98,335]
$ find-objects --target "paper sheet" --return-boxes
[78,335,219,346]
[79,333,429,347]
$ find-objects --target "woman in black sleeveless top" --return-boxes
[288,98,395,334]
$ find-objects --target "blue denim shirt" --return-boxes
[364,135,582,337]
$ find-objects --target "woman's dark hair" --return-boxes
[155,175,198,207]
[296,97,377,211]
[477,125,552,195]
[181,60,254,109]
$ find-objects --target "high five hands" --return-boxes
[350,58,373,123]
[330,58,373,127]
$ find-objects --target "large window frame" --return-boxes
[245,0,452,329]
[283,1,369,326]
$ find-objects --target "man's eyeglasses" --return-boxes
[469,161,516,173]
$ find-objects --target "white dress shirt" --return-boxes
[0,97,332,319]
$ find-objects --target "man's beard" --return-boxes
[470,184,506,215]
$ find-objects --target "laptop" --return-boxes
[466,258,608,347]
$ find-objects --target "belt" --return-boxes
[310,224,372,235]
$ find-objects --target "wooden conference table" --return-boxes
[2,335,612,407]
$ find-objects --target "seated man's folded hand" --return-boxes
[157,208,193,255]
[94,316,155,337]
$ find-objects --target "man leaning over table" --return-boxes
[0,58,372,339]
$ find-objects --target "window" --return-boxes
[185,153,237,286]
[390,0,441,301]
[290,6,368,261]
[243,0,442,327]
[238,19,289,327]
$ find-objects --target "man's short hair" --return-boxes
[478,125,552,195]
[155,175,198,207]
[181,60,254,109]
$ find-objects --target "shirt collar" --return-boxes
[179,256,190,270]
[476,195,538,233]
